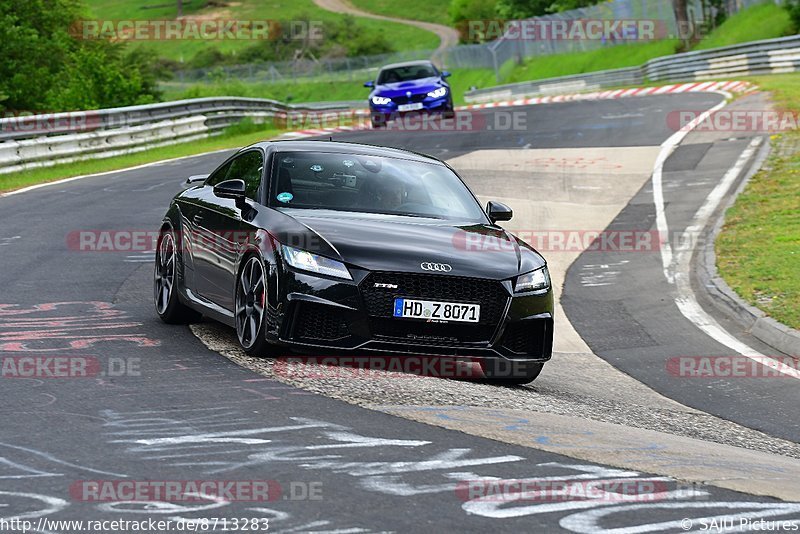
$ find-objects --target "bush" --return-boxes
[0,0,161,112]
[44,42,161,110]
[787,0,800,30]
[450,0,499,43]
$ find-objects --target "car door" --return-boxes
[177,159,233,297]
[195,149,265,311]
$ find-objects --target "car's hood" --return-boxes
[288,212,544,280]
[374,77,445,97]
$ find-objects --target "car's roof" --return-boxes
[246,140,443,164]
[377,60,436,71]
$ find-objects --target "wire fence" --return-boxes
[165,0,782,88]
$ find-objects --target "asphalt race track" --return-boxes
[1,92,798,532]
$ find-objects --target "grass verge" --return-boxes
[505,40,680,84]
[716,72,800,330]
[0,122,282,194]
[716,135,800,330]
[349,0,451,25]
[162,67,498,106]
[162,78,370,104]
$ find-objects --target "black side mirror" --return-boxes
[184,174,208,186]
[441,71,451,78]
[487,201,513,223]
[214,179,246,201]
[364,81,375,88]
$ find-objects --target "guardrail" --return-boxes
[6,33,800,175]
[0,98,366,175]
[465,34,800,103]
[463,67,643,103]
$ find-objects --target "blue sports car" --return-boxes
[365,60,455,128]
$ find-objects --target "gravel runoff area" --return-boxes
[192,321,800,459]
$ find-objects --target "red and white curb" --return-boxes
[279,80,755,138]
[460,80,754,109]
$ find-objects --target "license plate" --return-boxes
[398,103,423,112]
[393,298,480,323]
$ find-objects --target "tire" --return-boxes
[443,105,456,119]
[235,255,279,357]
[480,359,544,385]
[154,229,202,324]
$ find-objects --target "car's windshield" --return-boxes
[269,151,487,222]
[377,64,438,84]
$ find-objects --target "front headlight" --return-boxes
[281,245,352,280]
[371,96,392,105]
[515,266,550,293]
[427,87,448,98]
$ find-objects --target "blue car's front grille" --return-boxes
[391,93,427,105]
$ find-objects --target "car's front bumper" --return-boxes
[266,266,554,363]
[369,95,453,116]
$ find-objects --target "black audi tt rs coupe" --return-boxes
[155,140,553,383]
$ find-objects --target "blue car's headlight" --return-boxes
[371,96,392,105]
[281,245,352,280]
[514,266,550,293]
[427,87,448,98]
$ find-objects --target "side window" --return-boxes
[226,151,264,202]
[206,160,233,186]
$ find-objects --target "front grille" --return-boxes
[392,93,427,105]
[500,320,548,356]
[360,272,509,343]
[293,303,350,341]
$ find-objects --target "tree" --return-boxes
[0,0,161,111]
[672,0,691,49]
[494,0,603,19]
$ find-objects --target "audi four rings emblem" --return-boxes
[420,262,452,272]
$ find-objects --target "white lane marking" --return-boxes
[652,92,731,282]
[125,251,155,263]
[601,113,644,120]
[559,502,800,534]
[0,236,20,246]
[122,420,340,446]
[580,261,628,288]
[651,104,798,377]
[0,490,69,523]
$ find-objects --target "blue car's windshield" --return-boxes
[269,151,487,222]
[377,65,438,84]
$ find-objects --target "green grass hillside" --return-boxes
[349,0,451,25]
[166,2,797,102]
[695,2,794,50]
[83,0,440,63]
[504,2,795,87]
